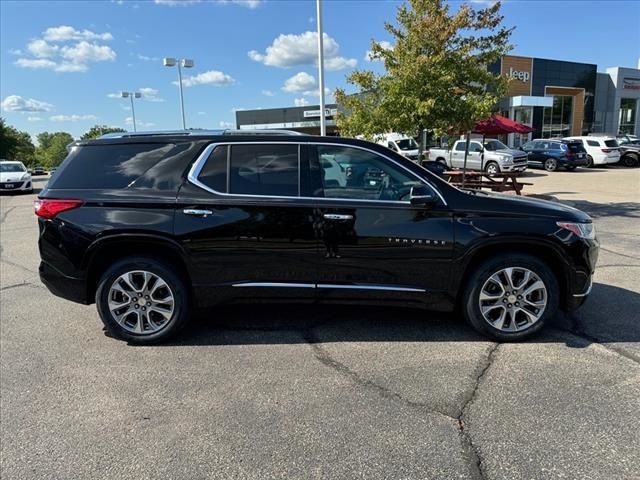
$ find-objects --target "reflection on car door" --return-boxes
[175,143,318,306]
[310,144,454,306]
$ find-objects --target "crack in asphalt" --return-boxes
[0,257,39,275]
[0,206,16,225]
[0,281,43,293]
[302,326,494,480]
[598,247,640,260]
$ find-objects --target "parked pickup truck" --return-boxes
[428,138,528,175]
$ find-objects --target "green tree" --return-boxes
[36,131,74,168]
[335,0,513,141]
[0,118,36,166]
[81,125,126,140]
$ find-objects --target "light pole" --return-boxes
[163,57,194,130]
[316,0,326,136]
[121,91,141,132]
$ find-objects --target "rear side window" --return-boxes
[197,146,228,193]
[564,142,585,153]
[604,139,619,148]
[587,140,600,147]
[49,143,177,189]
[229,144,299,196]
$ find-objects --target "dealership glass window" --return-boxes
[619,98,637,135]
[542,95,573,138]
[314,145,421,201]
[229,144,299,197]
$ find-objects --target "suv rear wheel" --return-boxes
[96,256,190,344]
[462,254,559,341]
[586,155,594,168]
[544,158,558,172]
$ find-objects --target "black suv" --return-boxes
[36,131,598,343]
[520,139,588,171]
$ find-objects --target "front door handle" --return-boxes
[323,213,353,221]
[183,208,213,217]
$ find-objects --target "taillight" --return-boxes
[34,198,83,219]
[602,149,612,153]
[565,151,573,157]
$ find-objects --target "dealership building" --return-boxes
[235,55,640,145]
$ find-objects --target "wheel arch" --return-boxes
[454,238,570,310]
[84,234,192,303]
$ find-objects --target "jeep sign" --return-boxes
[509,67,530,83]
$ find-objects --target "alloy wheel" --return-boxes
[485,163,498,176]
[107,270,175,335]
[478,267,547,332]
[544,158,557,171]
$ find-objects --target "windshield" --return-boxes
[483,140,508,151]
[0,163,26,173]
[396,138,418,150]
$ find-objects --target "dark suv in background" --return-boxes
[36,131,598,344]
[521,139,588,171]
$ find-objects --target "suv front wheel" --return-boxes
[462,254,559,341]
[96,256,190,344]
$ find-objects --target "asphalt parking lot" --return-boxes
[1,169,639,480]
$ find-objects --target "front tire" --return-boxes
[462,254,559,341]
[96,256,190,344]
[544,158,558,172]
[484,161,499,176]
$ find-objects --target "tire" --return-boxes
[622,154,639,167]
[96,256,190,344]
[436,158,447,166]
[543,158,558,172]
[484,161,499,176]
[462,254,559,342]
[586,155,594,168]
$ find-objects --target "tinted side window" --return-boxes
[198,145,228,193]
[49,143,177,189]
[550,143,562,150]
[522,142,534,150]
[587,140,600,147]
[470,142,483,152]
[314,145,422,201]
[454,142,467,151]
[229,144,299,197]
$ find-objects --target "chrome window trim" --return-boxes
[187,141,447,206]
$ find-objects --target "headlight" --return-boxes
[557,222,596,239]
[502,156,513,164]
[21,173,31,181]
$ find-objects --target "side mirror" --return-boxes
[410,185,438,207]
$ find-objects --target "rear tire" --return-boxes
[586,155,594,168]
[544,158,558,172]
[462,254,559,342]
[622,154,639,167]
[96,256,190,344]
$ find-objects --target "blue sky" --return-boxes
[1,0,639,139]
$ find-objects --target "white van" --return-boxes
[376,133,420,162]
[563,136,620,167]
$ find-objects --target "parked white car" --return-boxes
[0,160,33,193]
[563,136,620,167]
[376,133,421,162]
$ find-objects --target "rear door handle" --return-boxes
[323,213,353,221]
[183,208,213,217]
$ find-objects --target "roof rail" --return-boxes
[99,128,307,139]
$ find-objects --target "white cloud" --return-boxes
[60,41,116,63]
[50,114,97,122]
[219,121,234,128]
[27,116,43,122]
[282,72,316,93]
[139,87,164,102]
[365,41,393,62]
[15,26,116,73]
[154,0,261,7]
[43,25,113,42]
[137,54,159,61]
[294,98,309,107]
[125,117,155,127]
[1,95,54,113]
[248,31,356,71]
[261,89,275,96]
[177,70,235,87]
[197,111,206,115]
[27,39,59,58]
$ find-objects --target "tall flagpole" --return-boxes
[316,0,326,136]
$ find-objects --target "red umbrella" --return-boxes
[473,114,533,135]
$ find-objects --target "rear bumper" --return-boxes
[559,157,588,166]
[39,260,90,305]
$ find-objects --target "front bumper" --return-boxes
[0,180,32,192]
[502,164,528,172]
[39,260,90,305]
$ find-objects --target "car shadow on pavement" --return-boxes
[153,282,640,349]
[567,200,640,219]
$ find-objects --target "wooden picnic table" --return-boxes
[443,170,532,195]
